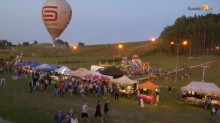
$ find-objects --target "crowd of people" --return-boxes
[54,100,110,123]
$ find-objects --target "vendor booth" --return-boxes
[71,68,91,78]
[138,81,160,104]
[55,66,72,75]
[181,81,220,105]
[100,66,124,79]
[111,75,138,97]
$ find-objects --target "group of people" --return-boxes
[29,70,51,93]
[54,99,110,123]
[53,76,109,98]
[210,106,220,122]
[54,108,78,123]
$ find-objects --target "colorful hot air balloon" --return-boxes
[42,0,72,43]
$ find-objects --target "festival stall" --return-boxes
[181,81,220,105]
[55,66,72,75]
[71,68,91,78]
[100,66,124,79]
[138,81,159,104]
[111,75,138,97]
[35,63,57,72]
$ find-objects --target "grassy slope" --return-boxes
[0,41,220,123]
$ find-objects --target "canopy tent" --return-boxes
[22,61,41,67]
[22,61,33,66]
[35,63,58,72]
[100,66,124,79]
[111,75,138,85]
[138,81,159,90]
[85,74,110,82]
[71,68,91,78]
[55,66,72,75]
[181,81,220,96]
[36,63,52,69]
[41,67,57,72]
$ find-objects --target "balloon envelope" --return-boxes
[42,0,72,41]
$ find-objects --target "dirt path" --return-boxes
[0,118,14,123]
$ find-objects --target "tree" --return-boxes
[34,40,38,45]
[23,42,30,46]
[54,39,69,47]
[0,39,12,49]
[160,13,220,56]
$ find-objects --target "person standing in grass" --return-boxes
[95,100,104,123]
[114,86,119,100]
[68,109,78,123]
[216,108,220,123]
[104,99,110,121]
[54,108,65,123]
[29,80,34,93]
[0,76,6,88]
[210,106,216,120]
[81,101,90,123]
[54,83,59,96]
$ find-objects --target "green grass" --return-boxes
[0,43,220,123]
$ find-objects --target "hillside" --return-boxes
[1,40,163,68]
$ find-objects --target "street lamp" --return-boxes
[72,45,77,50]
[171,41,188,83]
[151,38,156,42]
[118,44,123,49]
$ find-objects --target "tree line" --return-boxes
[160,14,220,56]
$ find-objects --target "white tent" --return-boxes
[36,63,52,69]
[111,75,138,85]
[181,81,220,96]
[71,68,91,78]
[55,66,72,75]
[90,65,104,71]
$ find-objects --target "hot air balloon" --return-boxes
[42,0,72,44]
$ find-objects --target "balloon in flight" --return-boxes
[42,0,72,42]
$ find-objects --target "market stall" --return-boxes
[138,81,160,104]
[181,81,220,105]
[100,66,124,79]
[111,75,138,97]
[55,66,72,75]
[71,68,91,78]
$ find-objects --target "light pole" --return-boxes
[171,41,188,84]
[118,44,123,57]
[151,38,156,42]
[72,45,77,50]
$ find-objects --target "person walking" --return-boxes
[0,76,6,88]
[29,80,34,93]
[103,99,110,122]
[114,86,119,100]
[210,106,216,121]
[168,86,172,94]
[95,100,104,123]
[68,109,78,123]
[54,108,65,123]
[81,101,89,123]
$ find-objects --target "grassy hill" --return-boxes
[0,40,220,123]
[1,40,163,68]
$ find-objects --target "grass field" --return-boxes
[0,43,220,123]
